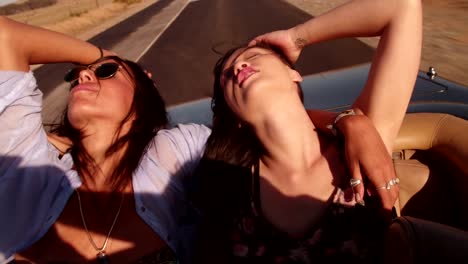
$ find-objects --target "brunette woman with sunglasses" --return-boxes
[0,15,396,263]
[0,17,202,263]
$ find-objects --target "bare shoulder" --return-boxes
[47,133,73,154]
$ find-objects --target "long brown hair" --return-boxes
[51,56,168,190]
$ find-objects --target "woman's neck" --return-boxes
[78,122,131,192]
[252,99,323,175]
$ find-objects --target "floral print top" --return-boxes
[226,163,388,264]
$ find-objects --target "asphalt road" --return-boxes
[37,0,375,119]
[139,0,374,105]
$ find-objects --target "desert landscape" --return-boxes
[284,0,468,87]
[4,0,158,40]
[3,0,468,86]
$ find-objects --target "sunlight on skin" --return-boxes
[53,221,136,259]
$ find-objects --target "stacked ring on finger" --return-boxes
[376,178,400,191]
[349,178,362,188]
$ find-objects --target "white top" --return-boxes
[0,71,211,263]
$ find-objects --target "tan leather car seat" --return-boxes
[392,113,468,231]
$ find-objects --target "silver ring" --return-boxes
[349,178,362,188]
[376,185,390,191]
[376,178,400,191]
[388,178,400,187]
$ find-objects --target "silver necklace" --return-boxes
[76,189,124,264]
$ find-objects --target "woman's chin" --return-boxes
[67,108,92,130]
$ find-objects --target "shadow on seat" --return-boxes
[392,113,468,231]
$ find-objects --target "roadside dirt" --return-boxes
[284,0,468,86]
[7,0,159,41]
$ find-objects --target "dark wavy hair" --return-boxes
[203,43,303,168]
[51,56,168,190]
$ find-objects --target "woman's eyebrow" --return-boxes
[226,47,267,73]
[226,46,260,68]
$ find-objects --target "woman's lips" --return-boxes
[71,84,98,94]
[236,67,258,86]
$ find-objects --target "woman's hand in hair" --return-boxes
[0,16,123,70]
[249,27,303,63]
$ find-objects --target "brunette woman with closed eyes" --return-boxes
[195,0,422,262]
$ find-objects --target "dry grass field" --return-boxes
[6,0,156,40]
[284,0,468,86]
[8,0,113,27]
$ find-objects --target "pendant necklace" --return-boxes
[76,189,124,264]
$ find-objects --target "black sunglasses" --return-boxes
[64,62,121,88]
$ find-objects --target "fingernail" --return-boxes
[355,193,365,206]
[358,199,366,206]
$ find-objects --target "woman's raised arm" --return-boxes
[251,0,422,152]
[0,16,103,72]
